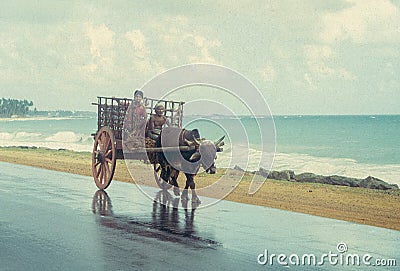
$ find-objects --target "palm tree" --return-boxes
[0,98,34,117]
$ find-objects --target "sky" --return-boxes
[0,0,399,115]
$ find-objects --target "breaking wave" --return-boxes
[0,131,93,152]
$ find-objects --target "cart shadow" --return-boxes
[92,190,220,248]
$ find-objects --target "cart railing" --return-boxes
[92,97,130,140]
[144,97,184,128]
[92,96,185,140]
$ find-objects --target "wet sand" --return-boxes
[1,147,399,231]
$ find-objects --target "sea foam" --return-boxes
[0,130,93,152]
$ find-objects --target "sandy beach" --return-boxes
[1,146,399,231]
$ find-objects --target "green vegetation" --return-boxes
[0,98,96,118]
[0,98,34,117]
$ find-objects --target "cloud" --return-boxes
[119,15,222,80]
[336,67,356,80]
[85,23,115,71]
[85,23,115,58]
[259,64,276,82]
[123,28,165,76]
[304,44,335,77]
[304,73,317,90]
[188,36,221,63]
[125,29,146,58]
[134,59,165,75]
[81,63,97,73]
[304,44,333,60]
[154,15,222,64]
[319,0,400,44]
[0,41,19,59]
[1,1,398,114]
[304,44,356,81]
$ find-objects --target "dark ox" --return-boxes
[156,127,224,203]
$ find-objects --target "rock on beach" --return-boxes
[249,167,399,190]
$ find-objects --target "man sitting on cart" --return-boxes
[147,103,170,140]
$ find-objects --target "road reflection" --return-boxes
[92,189,113,216]
[92,190,219,248]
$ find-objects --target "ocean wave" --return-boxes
[0,130,93,152]
[0,132,14,141]
[0,132,42,141]
[45,131,84,143]
[15,132,42,140]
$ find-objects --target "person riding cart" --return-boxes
[130,90,147,137]
[147,103,171,140]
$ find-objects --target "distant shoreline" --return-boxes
[0,115,95,122]
[0,146,399,231]
[0,116,73,121]
[0,110,96,121]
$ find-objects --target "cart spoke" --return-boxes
[99,164,104,183]
[94,161,101,167]
[102,164,107,183]
[105,157,112,163]
[97,139,103,151]
[104,162,111,177]
[99,133,106,150]
[104,150,112,158]
[105,136,111,151]
[101,135,107,152]
[96,163,102,178]
[103,131,109,145]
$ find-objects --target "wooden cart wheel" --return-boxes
[92,126,116,190]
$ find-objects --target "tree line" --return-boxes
[0,98,34,117]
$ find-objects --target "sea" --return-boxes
[1,114,399,186]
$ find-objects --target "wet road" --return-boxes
[0,162,399,270]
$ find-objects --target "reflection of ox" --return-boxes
[156,127,224,203]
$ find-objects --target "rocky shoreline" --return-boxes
[233,166,399,190]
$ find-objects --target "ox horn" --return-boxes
[194,137,202,146]
[189,152,201,161]
[214,135,225,147]
[185,138,196,146]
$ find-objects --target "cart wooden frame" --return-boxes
[91,96,190,190]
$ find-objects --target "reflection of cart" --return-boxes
[91,96,191,190]
[91,189,219,248]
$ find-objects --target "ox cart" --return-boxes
[91,96,194,190]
